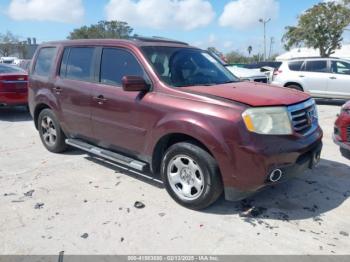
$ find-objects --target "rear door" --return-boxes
[328,60,350,99]
[54,46,96,139]
[300,60,329,97]
[91,47,152,155]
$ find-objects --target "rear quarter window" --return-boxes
[288,61,304,71]
[33,47,57,77]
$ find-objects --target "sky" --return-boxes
[0,0,349,56]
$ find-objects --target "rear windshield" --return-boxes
[142,46,238,87]
[0,64,25,74]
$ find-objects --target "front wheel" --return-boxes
[38,109,68,153]
[161,142,223,210]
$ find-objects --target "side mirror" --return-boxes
[122,76,149,92]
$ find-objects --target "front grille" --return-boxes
[347,126,350,142]
[288,99,318,135]
[254,77,268,83]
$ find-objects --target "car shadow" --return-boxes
[84,155,164,189]
[0,106,32,122]
[204,158,350,222]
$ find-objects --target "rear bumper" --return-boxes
[223,127,323,201]
[0,92,28,106]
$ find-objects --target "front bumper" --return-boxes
[224,139,323,201]
[333,134,350,151]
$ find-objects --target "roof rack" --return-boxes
[130,36,189,46]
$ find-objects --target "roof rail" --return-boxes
[289,56,340,60]
[129,36,189,46]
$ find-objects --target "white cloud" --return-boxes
[219,0,279,30]
[7,0,84,23]
[105,0,215,30]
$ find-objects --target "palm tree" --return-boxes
[247,45,253,56]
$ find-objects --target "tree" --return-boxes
[283,2,350,57]
[0,31,19,56]
[68,20,133,40]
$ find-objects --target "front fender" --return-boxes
[145,112,235,183]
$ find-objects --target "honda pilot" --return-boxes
[28,38,323,209]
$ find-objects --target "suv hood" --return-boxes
[181,82,310,107]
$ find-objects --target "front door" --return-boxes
[91,47,152,156]
[300,60,329,97]
[327,60,350,99]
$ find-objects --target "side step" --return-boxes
[65,139,148,172]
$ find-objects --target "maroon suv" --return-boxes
[28,38,323,209]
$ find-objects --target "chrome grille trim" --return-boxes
[288,99,318,136]
[347,126,350,142]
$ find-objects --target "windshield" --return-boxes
[142,46,238,87]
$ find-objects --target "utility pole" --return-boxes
[269,37,275,60]
[259,18,271,61]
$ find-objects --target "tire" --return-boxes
[38,109,68,153]
[286,84,303,92]
[340,148,350,160]
[161,142,223,210]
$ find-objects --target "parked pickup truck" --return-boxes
[28,37,323,209]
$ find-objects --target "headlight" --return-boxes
[242,107,293,135]
[341,105,350,114]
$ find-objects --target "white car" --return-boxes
[272,57,350,99]
[226,65,269,83]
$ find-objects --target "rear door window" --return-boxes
[61,47,95,81]
[304,60,328,73]
[33,47,57,77]
[288,61,304,71]
[100,48,145,86]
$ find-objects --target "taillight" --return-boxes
[273,69,282,76]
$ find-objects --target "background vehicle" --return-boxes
[272,57,350,99]
[226,65,269,83]
[18,59,31,72]
[29,38,322,210]
[207,51,269,83]
[0,57,20,65]
[334,100,350,159]
[0,64,28,107]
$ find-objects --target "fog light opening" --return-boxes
[269,169,283,183]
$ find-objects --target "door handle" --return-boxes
[93,95,107,104]
[299,75,305,78]
[53,86,62,94]
[329,76,337,80]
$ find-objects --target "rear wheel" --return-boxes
[38,109,68,153]
[286,84,303,92]
[161,142,223,210]
[340,148,350,160]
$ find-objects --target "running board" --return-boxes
[65,139,148,172]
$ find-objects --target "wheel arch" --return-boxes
[34,103,51,129]
[284,82,304,91]
[151,133,216,174]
